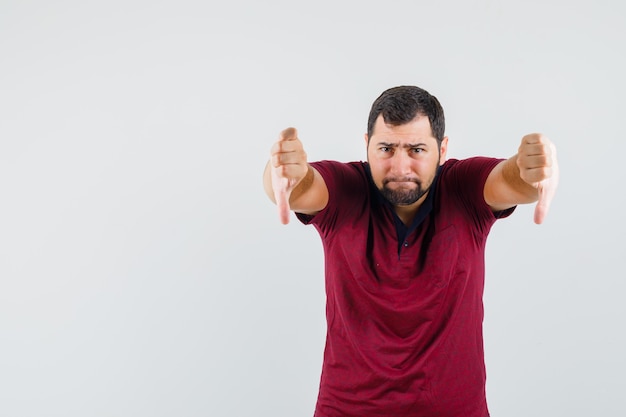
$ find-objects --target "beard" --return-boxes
[379,177,430,206]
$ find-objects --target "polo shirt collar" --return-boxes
[365,163,441,243]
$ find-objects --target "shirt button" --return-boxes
[403,241,409,247]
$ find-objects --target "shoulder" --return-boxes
[437,157,511,223]
[296,161,371,227]
[310,160,367,173]
[440,157,504,180]
[310,160,369,189]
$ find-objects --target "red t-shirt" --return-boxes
[297,157,514,417]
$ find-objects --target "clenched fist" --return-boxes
[269,127,309,224]
[516,133,559,224]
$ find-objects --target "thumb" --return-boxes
[533,180,552,224]
[272,173,292,225]
[533,143,559,225]
[533,169,559,225]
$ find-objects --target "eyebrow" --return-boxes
[376,142,429,148]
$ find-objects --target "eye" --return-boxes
[410,147,424,154]
[379,146,392,153]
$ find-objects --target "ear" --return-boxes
[439,136,449,165]
[364,133,369,147]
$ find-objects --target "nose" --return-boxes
[391,151,413,176]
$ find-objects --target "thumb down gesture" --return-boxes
[517,133,559,224]
[268,128,310,224]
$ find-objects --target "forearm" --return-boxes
[263,160,316,205]
[500,155,540,203]
[485,133,558,222]
[485,155,539,211]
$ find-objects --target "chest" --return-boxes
[325,201,480,290]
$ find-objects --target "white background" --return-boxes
[1,1,624,416]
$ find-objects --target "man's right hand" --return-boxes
[269,127,309,224]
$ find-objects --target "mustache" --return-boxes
[383,177,420,185]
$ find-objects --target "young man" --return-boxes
[263,86,558,417]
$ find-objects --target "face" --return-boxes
[365,114,448,209]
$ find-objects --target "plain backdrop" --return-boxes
[1,0,624,416]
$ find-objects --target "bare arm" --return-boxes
[263,127,329,224]
[484,133,559,224]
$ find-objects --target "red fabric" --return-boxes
[297,157,513,417]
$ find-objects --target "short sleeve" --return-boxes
[439,157,515,234]
[295,160,370,235]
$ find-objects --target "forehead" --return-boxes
[370,114,435,143]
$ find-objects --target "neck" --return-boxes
[393,192,429,226]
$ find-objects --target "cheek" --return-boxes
[420,155,440,169]
[410,160,439,180]
[371,167,384,183]
[410,159,430,172]
[368,163,388,185]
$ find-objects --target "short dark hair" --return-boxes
[367,85,445,143]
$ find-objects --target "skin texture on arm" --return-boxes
[263,127,329,224]
[484,133,559,224]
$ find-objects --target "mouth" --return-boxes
[383,178,419,186]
